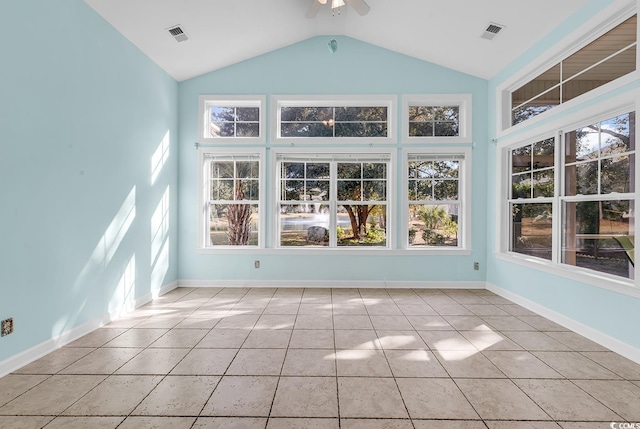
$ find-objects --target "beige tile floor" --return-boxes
[1,287,640,429]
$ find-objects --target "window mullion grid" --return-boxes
[512,82,563,113]
[552,132,562,264]
[232,107,237,138]
[332,107,336,138]
[505,148,514,253]
[559,61,564,105]
[279,161,291,248]
[204,159,212,248]
[563,41,637,90]
[329,161,338,247]
[414,199,460,205]
[562,193,634,203]
[431,108,436,137]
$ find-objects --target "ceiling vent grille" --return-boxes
[167,25,189,43]
[481,22,505,40]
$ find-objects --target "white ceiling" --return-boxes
[84,0,590,82]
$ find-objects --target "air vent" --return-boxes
[481,22,505,40]
[167,25,189,43]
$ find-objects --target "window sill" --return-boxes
[198,247,472,256]
[494,251,639,298]
[403,137,473,145]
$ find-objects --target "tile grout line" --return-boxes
[188,288,247,422]
[359,288,416,427]
[264,287,300,426]
[331,289,342,428]
[120,287,231,424]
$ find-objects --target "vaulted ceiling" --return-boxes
[84,0,590,82]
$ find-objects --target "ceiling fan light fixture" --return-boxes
[306,0,369,19]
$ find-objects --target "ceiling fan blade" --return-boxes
[305,0,323,18]
[344,0,370,15]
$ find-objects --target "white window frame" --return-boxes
[271,95,396,144]
[495,1,638,137]
[495,91,639,297]
[271,148,395,251]
[402,94,473,144]
[505,134,559,263]
[198,95,266,144]
[402,147,472,254]
[198,148,266,252]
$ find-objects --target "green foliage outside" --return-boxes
[416,206,458,246]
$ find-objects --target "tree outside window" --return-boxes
[407,156,462,247]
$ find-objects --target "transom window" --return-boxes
[402,94,472,143]
[510,15,637,127]
[273,96,395,143]
[276,153,390,248]
[201,152,262,247]
[199,96,265,143]
[209,106,259,138]
[408,106,459,137]
[406,152,468,248]
[280,106,388,138]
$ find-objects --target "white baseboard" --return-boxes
[0,314,109,378]
[0,280,179,378]
[134,280,179,307]
[487,282,640,365]
[178,279,486,289]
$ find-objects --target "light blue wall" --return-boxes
[486,0,640,349]
[0,0,178,362]
[178,36,489,283]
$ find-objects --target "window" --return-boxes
[405,149,471,249]
[272,96,395,143]
[562,112,635,278]
[276,152,391,248]
[200,151,263,248]
[402,94,472,143]
[198,96,266,143]
[509,15,637,127]
[505,111,636,280]
[509,138,555,260]
[409,106,459,137]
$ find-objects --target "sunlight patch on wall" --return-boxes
[74,186,136,293]
[150,237,170,298]
[151,186,170,263]
[151,131,170,185]
[58,186,137,341]
[108,254,136,317]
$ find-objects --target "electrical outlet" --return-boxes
[473,262,480,271]
[1,318,14,337]
[254,260,260,269]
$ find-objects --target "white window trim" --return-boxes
[198,147,266,252]
[402,94,473,144]
[402,147,472,253]
[270,147,396,251]
[271,95,397,144]
[198,95,266,144]
[495,1,637,137]
[495,91,639,297]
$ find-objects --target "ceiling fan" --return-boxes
[305,0,371,18]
